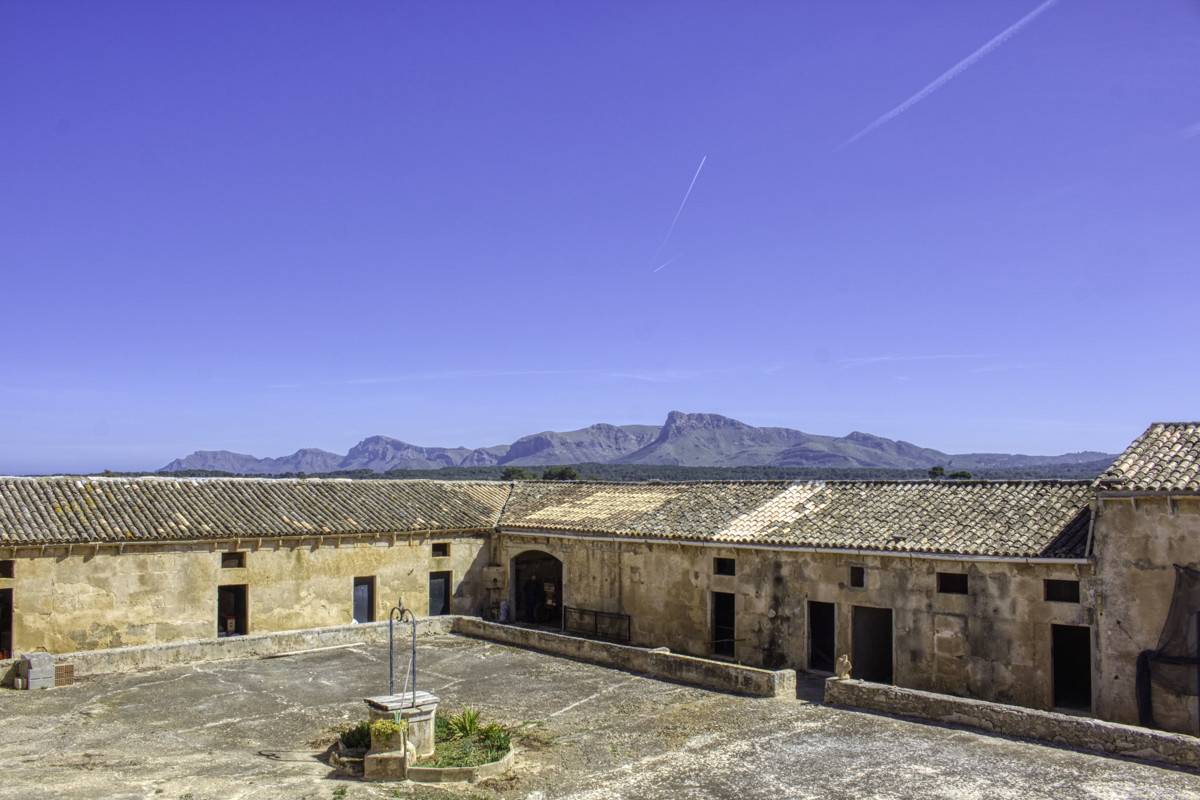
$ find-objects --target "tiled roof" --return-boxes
[0,477,509,546]
[1097,423,1200,493]
[500,480,1094,558]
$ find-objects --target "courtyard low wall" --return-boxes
[0,616,457,686]
[453,617,795,698]
[825,677,1200,769]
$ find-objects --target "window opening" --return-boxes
[1045,579,1080,603]
[1052,624,1092,712]
[714,557,736,576]
[808,601,836,672]
[432,542,449,558]
[712,591,736,658]
[849,565,866,589]
[0,559,13,579]
[937,572,969,595]
[353,576,376,623]
[217,584,248,636]
[221,552,245,569]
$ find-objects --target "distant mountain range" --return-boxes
[158,411,1116,475]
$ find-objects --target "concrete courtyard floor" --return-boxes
[2,634,1199,800]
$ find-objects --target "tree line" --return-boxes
[83,458,1117,483]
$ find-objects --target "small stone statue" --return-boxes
[835,654,852,680]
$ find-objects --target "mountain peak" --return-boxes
[660,411,749,438]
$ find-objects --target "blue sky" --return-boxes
[2,1,1198,474]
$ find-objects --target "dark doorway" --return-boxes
[0,588,12,659]
[353,576,375,623]
[217,584,247,636]
[809,601,836,672]
[512,550,563,626]
[852,605,893,683]
[429,571,452,616]
[1052,624,1092,712]
[712,591,736,658]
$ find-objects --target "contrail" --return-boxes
[652,253,682,273]
[838,0,1061,150]
[653,155,707,260]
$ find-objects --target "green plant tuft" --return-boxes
[480,723,510,750]
[447,706,481,739]
[339,720,371,750]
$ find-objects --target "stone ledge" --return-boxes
[452,617,795,698]
[405,747,514,783]
[825,678,1200,769]
[0,615,459,686]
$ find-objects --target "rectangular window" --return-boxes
[1044,579,1080,603]
[221,552,245,569]
[353,577,376,623]
[849,565,866,589]
[712,591,736,658]
[0,560,13,579]
[937,572,969,595]
[432,542,449,558]
[713,557,736,576]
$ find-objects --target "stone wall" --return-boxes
[5,533,489,654]
[825,677,1200,769]
[1093,495,1200,733]
[1,616,459,686]
[454,617,795,697]
[497,532,1093,712]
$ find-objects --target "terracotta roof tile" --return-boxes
[500,480,1093,558]
[0,477,508,545]
[1097,423,1200,492]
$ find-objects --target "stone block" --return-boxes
[363,751,408,781]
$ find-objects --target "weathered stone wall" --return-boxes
[455,617,796,697]
[1093,495,1200,733]
[498,532,1093,712]
[6,533,488,655]
[825,677,1200,769]
[1,615,458,686]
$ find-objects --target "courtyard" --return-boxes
[1,634,1198,800]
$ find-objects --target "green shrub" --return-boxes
[340,720,371,750]
[481,723,510,750]
[370,717,407,742]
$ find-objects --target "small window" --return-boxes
[714,557,736,576]
[221,552,246,569]
[1045,579,1080,603]
[0,560,13,579]
[849,565,866,589]
[937,572,969,595]
[432,542,449,558]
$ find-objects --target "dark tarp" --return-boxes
[1136,564,1200,729]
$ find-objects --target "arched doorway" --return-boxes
[512,550,563,627]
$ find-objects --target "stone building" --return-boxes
[1,422,1199,735]
[0,478,507,653]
